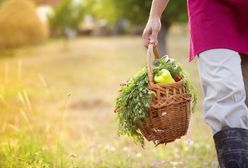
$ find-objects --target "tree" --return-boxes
[87,0,187,55]
[47,0,84,37]
[84,0,118,25]
[0,0,5,5]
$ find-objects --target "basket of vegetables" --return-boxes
[115,44,197,146]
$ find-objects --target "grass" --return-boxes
[0,34,218,167]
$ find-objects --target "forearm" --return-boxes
[149,0,170,19]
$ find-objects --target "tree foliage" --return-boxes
[87,0,187,28]
[0,0,5,5]
[47,0,84,36]
[84,0,118,25]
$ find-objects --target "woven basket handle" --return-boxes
[147,43,160,83]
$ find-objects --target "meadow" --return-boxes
[0,33,218,167]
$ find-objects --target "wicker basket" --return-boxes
[139,44,192,146]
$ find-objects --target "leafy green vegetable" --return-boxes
[115,56,197,145]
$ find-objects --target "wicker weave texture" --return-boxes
[139,44,192,146]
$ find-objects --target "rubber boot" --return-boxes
[213,127,248,168]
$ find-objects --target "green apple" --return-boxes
[154,69,175,84]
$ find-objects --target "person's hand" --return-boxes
[142,17,161,47]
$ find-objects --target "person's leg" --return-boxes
[241,54,248,106]
[198,49,248,133]
[198,49,248,167]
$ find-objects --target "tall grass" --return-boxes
[0,36,218,167]
[0,61,69,167]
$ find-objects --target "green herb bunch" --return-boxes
[115,56,197,145]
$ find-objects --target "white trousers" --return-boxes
[198,49,248,134]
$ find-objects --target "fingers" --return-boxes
[150,29,159,47]
[142,28,151,48]
[142,27,160,48]
[143,18,161,48]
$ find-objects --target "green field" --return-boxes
[0,35,218,167]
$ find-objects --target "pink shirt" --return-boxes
[188,0,248,61]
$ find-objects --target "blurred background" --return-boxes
[0,0,217,167]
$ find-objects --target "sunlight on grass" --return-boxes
[0,35,217,167]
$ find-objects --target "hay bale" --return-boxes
[0,0,48,48]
